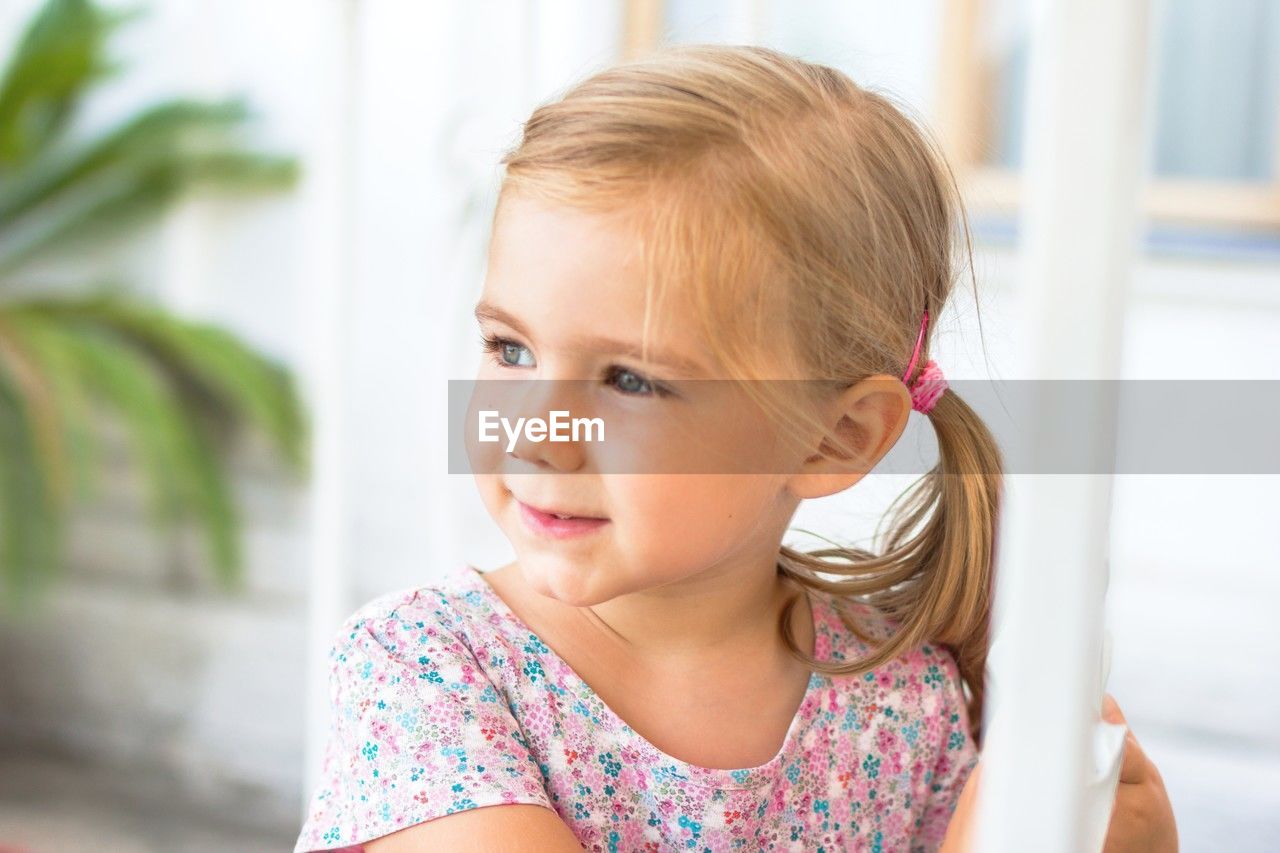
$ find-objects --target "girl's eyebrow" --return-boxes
[473,300,707,377]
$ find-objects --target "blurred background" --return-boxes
[0,1,1275,851]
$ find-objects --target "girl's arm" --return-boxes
[937,695,1177,853]
[363,803,584,853]
[294,599,565,852]
[938,760,981,852]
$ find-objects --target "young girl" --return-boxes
[294,44,1174,853]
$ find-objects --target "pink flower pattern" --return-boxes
[294,564,977,852]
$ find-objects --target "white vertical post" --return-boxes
[300,0,360,810]
[725,0,766,43]
[974,0,1151,850]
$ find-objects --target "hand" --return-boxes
[1101,693,1178,852]
[939,695,1178,853]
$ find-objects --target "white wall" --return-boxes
[0,0,628,832]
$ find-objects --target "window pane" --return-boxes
[661,1,944,118]
[981,0,1280,182]
[1153,0,1280,181]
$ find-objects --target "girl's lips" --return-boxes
[517,501,609,539]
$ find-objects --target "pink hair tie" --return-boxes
[901,309,947,415]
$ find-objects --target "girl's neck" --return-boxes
[494,552,814,675]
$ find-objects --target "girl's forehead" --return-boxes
[483,192,804,380]
[482,203,710,375]
[488,198,675,311]
[490,193,647,273]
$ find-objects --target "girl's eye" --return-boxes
[479,333,670,398]
[479,334,534,367]
[605,366,670,398]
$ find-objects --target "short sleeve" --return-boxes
[911,649,980,852]
[293,590,555,852]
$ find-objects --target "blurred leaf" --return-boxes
[0,98,254,227]
[0,310,75,509]
[21,293,310,476]
[3,306,106,506]
[0,148,298,276]
[0,0,308,608]
[0,345,65,610]
[0,0,145,168]
[52,316,245,591]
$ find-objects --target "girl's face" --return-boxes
[467,192,810,607]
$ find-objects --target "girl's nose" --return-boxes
[504,379,592,474]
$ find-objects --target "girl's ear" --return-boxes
[785,375,911,500]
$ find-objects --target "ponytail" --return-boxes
[777,387,1003,743]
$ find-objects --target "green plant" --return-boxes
[0,0,309,613]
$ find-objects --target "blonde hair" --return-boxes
[497,44,1003,741]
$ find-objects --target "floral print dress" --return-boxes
[294,563,978,852]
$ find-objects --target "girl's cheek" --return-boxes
[613,482,702,542]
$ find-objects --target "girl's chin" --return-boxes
[516,559,610,608]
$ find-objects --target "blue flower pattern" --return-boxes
[293,565,977,852]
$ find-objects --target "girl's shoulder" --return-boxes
[322,564,527,690]
[813,588,969,718]
[333,563,505,637]
[297,566,555,852]
[810,588,978,843]
[332,571,970,724]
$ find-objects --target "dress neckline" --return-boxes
[452,563,830,790]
